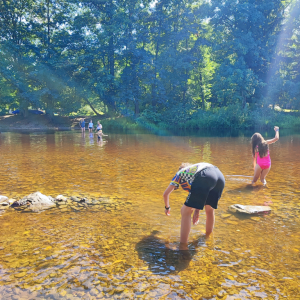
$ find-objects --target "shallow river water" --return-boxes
[0,130,299,300]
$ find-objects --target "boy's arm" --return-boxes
[266,126,279,144]
[163,185,175,216]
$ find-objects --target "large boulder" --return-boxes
[11,192,56,212]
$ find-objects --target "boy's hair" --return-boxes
[178,162,193,171]
[251,133,269,158]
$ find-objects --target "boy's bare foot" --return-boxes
[179,242,189,251]
[193,209,200,225]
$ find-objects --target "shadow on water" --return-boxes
[135,231,207,274]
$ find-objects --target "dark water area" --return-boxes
[0,130,299,299]
[1,126,299,138]
[93,127,300,138]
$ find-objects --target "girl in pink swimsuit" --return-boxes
[251,126,279,185]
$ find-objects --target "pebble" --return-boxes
[14,272,27,278]
[56,195,68,201]
[60,290,67,297]
[90,288,99,296]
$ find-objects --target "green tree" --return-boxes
[208,0,287,108]
[0,0,38,116]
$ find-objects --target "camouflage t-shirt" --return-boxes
[170,163,213,192]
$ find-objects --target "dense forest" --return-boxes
[0,0,300,129]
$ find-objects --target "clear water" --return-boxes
[0,131,299,299]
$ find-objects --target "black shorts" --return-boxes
[184,166,225,210]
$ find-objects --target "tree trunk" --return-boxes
[45,94,54,120]
[135,98,139,116]
[20,106,29,118]
[199,72,205,110]
[83,97,102,116]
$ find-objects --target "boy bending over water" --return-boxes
[163,162,225,249]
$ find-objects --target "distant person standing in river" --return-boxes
[163,162,225,249]
[88,119,94,133]
[79,118,85,133]
[95,121,102,132]
[251,126,279,186]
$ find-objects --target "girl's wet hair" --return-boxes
[178,162,193,171]
[251,133,269,158]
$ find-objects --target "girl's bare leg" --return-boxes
[205,205,215,236]
[252,164,262,184]
[180,205,193,245]
[260,167,270,185]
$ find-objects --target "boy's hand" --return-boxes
[165,208,171,216]
[274,126,279,131]
[193,209,200,225]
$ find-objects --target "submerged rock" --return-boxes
[228,204,271,215]
[11,192,56,212]
[55,195,67,202]
[8,199,15,204]
[0,196,8,203]
[71,196,80,202]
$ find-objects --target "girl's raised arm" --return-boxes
[266,126,279,145]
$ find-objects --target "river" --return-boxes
[0,130,299,299]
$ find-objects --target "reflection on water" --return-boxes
[0,131,300,299]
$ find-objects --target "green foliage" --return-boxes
[0,0,299,130]
[100,117,141,131]
[110,106,300,130]
[248,107,300,129]
[208,0,287,108]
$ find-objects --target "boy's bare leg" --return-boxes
[252,164,262,184]
[205,205,215,237]
[180,205,193,245]
[260,167,270,185]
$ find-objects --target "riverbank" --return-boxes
[0,114,79,131]
[1,107,300,133]
[102,107,300,131]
